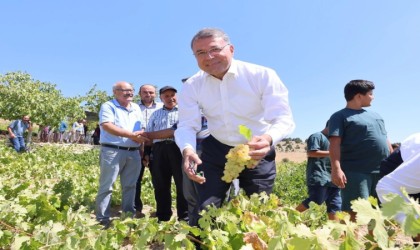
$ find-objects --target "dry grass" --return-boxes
[277,151,306,163]
[276,141,307,163]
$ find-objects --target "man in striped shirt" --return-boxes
[135,84,163,216]
[145,86,188,222]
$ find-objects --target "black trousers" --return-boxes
[150,141,188,221]
[189,135,276,226]
[134,159,146,212]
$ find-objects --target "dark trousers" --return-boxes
[189,135,276,226]
[150,141,188,221]
[182,167,200,226]
[134,160,146,212]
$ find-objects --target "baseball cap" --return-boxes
[159,86,177,95]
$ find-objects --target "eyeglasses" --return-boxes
[116,88,135,93]
[194,44,230,58]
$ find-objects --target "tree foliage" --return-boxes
[0,72,85,127]
[82,84,113,114]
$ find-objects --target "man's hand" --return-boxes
[331,168,347,189]
[247,134,272,161]
[9,133,16,139]
[131,130,150,144]
[183,148,205,184]
[142,155,150,168]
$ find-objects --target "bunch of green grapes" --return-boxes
[222,144,258,183]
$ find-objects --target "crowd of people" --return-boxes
[7,117,101,150]
[7,28,417,238]
[92,28,418,234]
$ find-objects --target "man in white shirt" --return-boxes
[175,28,295,226]
[71,119,84,143]
[376,133,420,224]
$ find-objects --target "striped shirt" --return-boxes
[138,101,163,128]
[146,106,178,143]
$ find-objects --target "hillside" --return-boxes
[276,140,307,163]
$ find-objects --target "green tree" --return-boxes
[0,71,85,127]
[82,84,113,114]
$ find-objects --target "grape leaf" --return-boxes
[381,189,420,236]
[243,232,268,250]
[351,198,388,248]
[239,125,252,141]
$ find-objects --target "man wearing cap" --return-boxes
[144,86,188,222]
[95,81,149,228]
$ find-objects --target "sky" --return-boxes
[1,1,420,143]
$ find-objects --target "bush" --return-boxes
[273,161,306,205]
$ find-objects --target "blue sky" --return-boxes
[1,1,419,142]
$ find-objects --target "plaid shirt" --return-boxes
[146,106,178,143]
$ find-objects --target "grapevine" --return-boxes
[1,142,420,249]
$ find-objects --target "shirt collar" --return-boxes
[163,105,178,111]
[112,99,134,112]
[139,100,156,107]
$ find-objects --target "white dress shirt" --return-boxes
[376,133,420,223]
[175,59,295,152]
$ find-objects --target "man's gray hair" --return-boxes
[112,82,134,91]
[190,28,231,49]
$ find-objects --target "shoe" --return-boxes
[178,216,189,223]
[135,211,145,218]
[98,219,112,229]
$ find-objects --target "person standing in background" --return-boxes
[329,79,392,222]
[296,121,341,220]
[8,115,32,152]
[135,84,163,217]
[82,119,88,144]
[92,123,101,145]
[145,86,188,222]
[72,119,84,143]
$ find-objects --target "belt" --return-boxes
[155,140,175,144]
[101,144,140,151]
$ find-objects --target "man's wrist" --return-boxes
[182,147,195,157]
[262,134,273,146]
